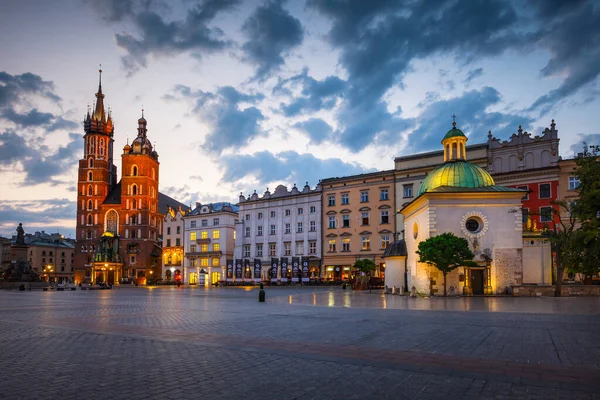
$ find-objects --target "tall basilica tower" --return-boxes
[74,69,117,283]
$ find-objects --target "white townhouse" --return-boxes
[234,183,322,282]
[182,202,238,286]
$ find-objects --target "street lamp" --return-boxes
[47,265,54,283]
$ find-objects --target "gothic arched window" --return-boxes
[132,199,137,210]
[88,185,93,196]
[87,214,93,225]
[105,210,118,234]
[132,184,137,195]
[88,158,94,168]
[87,200,93,210]
[132,165,138,176]
[88,171,93,181]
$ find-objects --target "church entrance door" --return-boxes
[471,270,484,295]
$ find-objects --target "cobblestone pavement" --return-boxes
[1,286,599,400]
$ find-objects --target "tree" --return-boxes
[353,259,376,274]
[416,232,478,296]
[539,144,600,296]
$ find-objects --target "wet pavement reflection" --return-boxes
[273,289,600,314]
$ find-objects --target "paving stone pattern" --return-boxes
[1,287,600,399]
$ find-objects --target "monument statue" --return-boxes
[16,223,25,245]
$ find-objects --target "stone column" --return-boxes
[463,266,472,295]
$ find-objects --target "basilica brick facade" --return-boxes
[74,71,186,285]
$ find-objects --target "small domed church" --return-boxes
[387,122,527,295]
[73,70,187,285]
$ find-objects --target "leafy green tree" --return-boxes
[416,232,478,296]
[540,145,600,296]
[353,259,376,274]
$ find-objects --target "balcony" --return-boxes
[196,238,211,245]
[186,250,222,257]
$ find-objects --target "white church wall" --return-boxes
[383,256,406,291]
[403,200,433,294]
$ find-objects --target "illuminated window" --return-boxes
[212,258,220,266]
[201,244,209,252]
[212,230,219,239]
[200,258,208,267]
[342,238,350,252]
[201,231,208,239]
[213,243,220,251]
[190,232,197,241]
[328,240,336,252]
[380,235,390,249]
[361,236,370,250]
[105,210,118,233]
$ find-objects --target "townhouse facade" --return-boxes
[234,183,322,282]
[320,170,396,280]
[183,202,238,285]
[160,206,189,283]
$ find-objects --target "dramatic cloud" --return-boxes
[111,0,240,73]
[161,185,230,207]
[166,85,265,154]
[220,150,374,190]
[242,0,304,79]
[275,70,345,117]
[0,71,61,106]
[0,130,80,186]
[529,2,600,113]
[0,199,76,238]
[305,0,599,151]
[293,118,333,145]
[408,87,534,152]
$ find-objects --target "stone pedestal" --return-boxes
[8,245,29,282]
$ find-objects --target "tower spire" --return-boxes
[93,66,106,123]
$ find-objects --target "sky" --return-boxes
[0,0,599,239]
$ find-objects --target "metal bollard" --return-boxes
[258,282,265,302]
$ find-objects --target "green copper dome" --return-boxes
[443,126,467,141]
[418,160,495,195]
